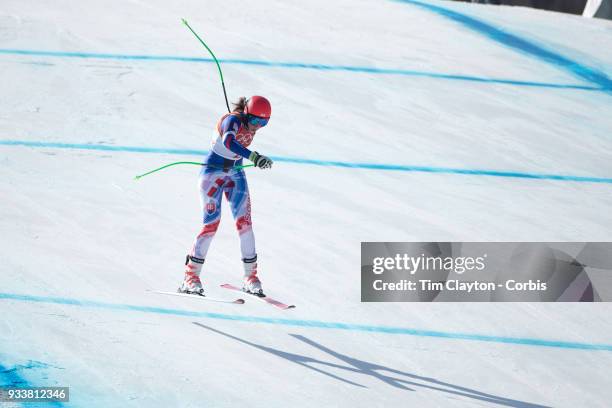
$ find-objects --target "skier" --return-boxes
[179,95,273,297]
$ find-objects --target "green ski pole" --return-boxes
[182,18,231,113]
[134,161,255,180]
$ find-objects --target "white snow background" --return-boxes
[1,0,612,407]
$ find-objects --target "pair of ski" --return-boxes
[149,283,295,310]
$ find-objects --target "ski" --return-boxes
[147,289,245,304]
[220,283,295,310]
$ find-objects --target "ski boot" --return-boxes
[179,255,205,296]
[242,255,264,297]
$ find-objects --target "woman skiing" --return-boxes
[180,95,273,297]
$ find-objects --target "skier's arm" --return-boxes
[219,116,253,159]
[220,116,272,169]
[222,132,252,158]
[224,134,272,169]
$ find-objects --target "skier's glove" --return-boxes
[249,151,273,169]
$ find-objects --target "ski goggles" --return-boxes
[247,114,269,127]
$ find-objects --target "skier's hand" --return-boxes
[249,151,273,169]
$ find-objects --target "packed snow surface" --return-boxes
[1,0,612,407]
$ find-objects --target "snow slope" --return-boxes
[1,0,612,406]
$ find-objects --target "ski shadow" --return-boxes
[192,323,548,408]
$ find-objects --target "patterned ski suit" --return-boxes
[187,112,258,264]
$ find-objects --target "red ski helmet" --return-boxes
[244,96,271,119]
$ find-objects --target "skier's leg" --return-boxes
[225,170,256,259]
[225,170,262,295]
[181,171,225,293]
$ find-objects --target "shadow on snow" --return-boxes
[193,322,549,408]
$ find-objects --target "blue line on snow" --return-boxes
[2,139,612,184]
[0,48,600,91]
[0,362,28,387]
[1,292,611,351]
[0,361,64,407]
[393,0,612,91]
